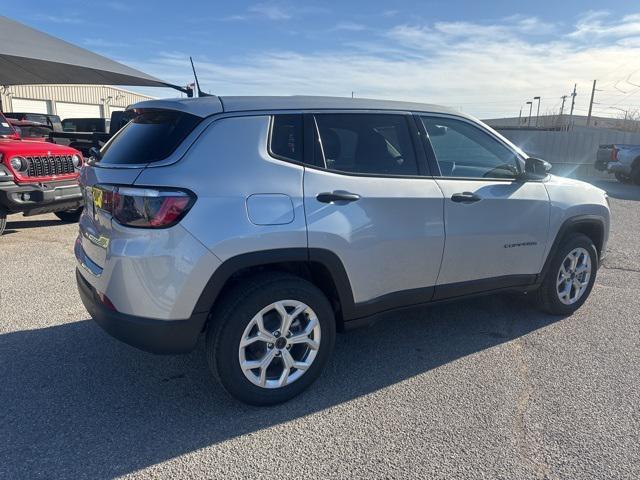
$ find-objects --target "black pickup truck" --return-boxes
[49,110,135,157]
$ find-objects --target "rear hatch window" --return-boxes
[96,109,201,165]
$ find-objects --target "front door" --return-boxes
[303,112,445,309]
[418,115,550,295]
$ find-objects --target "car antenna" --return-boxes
[190,56,212,97]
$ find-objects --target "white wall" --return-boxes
[497,127,640,178]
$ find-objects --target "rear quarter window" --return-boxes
[97,110,201,165]
[269,114,303,162]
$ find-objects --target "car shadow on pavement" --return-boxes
[0,293,562,479]
[5,218,68,230]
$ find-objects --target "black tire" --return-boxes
[632,164,640,185]
[54,207,82,223]
[206,272,336,406]
[535,233,598,315]
[0,210,6,236]
[615,172,632,184]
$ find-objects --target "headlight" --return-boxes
[72,154,81,168]
[10,156,27,172]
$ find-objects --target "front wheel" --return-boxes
[535,233,598,315]
[206,273,336,405]
[54,207,82,223]
[0,209,6,236]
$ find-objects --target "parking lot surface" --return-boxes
[1,179,638,479]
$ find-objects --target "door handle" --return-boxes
[451,192,481,203]
[316,191,361,203]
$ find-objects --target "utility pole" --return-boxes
[586,80,597,127]
[518,106,522,124]
[568,83,577,129]
[560,95,567,115]
[534,96,541,127]
[526,101,533,126]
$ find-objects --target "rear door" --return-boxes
[417,114,550,296]
[56,102,102,121]
[303,112,445,308]
[10,98,49,114]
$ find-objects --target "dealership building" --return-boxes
[0,84,154,119]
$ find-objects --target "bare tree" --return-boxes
[612,109,640,133]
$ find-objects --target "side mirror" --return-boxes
[524,157,551,177]
[89,146,102,161]
[425,124,448,137]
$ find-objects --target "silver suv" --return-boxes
[76,96,610,405]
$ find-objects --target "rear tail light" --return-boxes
[611,147,618,161]
[93,185,195,228]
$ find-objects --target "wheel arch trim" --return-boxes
[540,214,606,280]
[191,248,359,320]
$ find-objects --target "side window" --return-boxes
[62,120,77,132]
[420,116,520,179]
[314,113,418,175]
[270,114,303,162]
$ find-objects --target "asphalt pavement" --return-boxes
[0,179,638,479]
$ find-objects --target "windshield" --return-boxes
[0,115,17,137]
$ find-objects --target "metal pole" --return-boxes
[526,101,533,126]
[518,106,522,124]
[534,96,541,127]
[586,80,597,127]
[568,83,577,129]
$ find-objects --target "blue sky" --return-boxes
[4,0,640,118]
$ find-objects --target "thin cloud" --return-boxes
[332,21,367,32]
[105,1,131,12]
[248,2,292,20]
[84,38,127,48]
[131,12,640,118]
[569,10,640,40]
[225,2,329,22]
[36,14,83,24]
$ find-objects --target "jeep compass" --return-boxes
[75,96,610,405]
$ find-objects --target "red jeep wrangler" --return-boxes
[0,111,84,236]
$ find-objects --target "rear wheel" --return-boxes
[632,164,640,185]
[54,207,82,223]
[535,233,598,315]
[206,272,336,405]
[0,209,6,236]
[615,172,632,184]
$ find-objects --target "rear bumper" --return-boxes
[0,178,82,215]
[76,268,207,354]
[594,159,608,171]
[598,162,631,175]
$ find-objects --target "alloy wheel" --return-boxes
[238,300,321,389]
[556,247,592,305]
